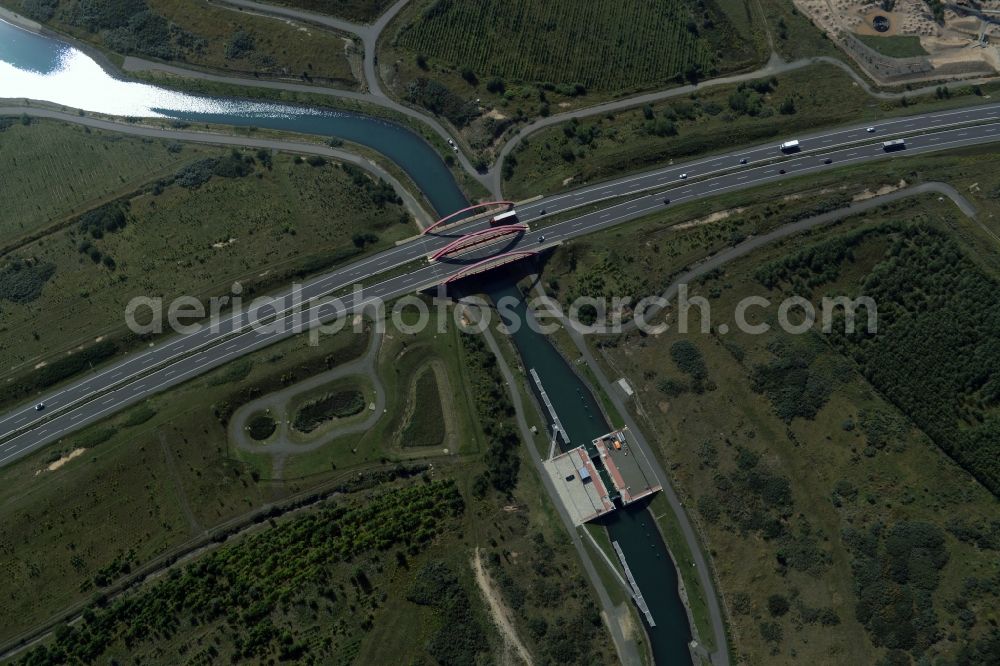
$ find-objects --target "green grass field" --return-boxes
[857,34,929,58]
[5,0,357,86]
[0,120,217,248]
[0,126,412,383]
[503,63,999,198]
[396,0,726,91]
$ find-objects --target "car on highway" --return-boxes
[739,158,748,165]
[824,158,833,164]
[679,173,688,179]
[539,208,546,215]
[663,197,670,205]
[779,168,786,174]
[35,402,45,411]
[538,235,545,243]
[866,126,876,133]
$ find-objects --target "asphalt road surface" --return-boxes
[3,109,1000,467]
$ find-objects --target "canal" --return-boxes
[1,14,694,664]
[488,280,694,665]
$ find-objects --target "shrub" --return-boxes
[768,594,790,617]
[225,29,256,59]
[0,258,56,304]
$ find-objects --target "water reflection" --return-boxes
[0,18,317,118]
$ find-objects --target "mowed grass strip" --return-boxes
[395,0,719,91]
[400,365,446,447]
[0,120,215,246]
[269,0,395,23]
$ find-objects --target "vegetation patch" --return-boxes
[247,412,277,441]
[856,34,929,58]
[0,256,56,304]
[12,0,356,85]
[761,223,1000,495]
[122,405,157,427]
[406,561,489,664]
[15,481,465,665]
[844,521,948,655]
[750,338,836,422]
[293,389,366,433]
[394,0,754,92]
[1,340,121,407]
[399,367,446,448]
[460,332,519,495]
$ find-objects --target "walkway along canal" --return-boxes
[486,280,694,665]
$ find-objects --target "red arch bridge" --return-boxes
[422,200,515,235]
[443,250,538,284]
[429,224,528,262]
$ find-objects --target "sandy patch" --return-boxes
[38,448,86,474]
[853,179,908,201]
[486,109,507,120]
[674,207,746,230]
[472,547,533,666]
[618,604,638,640]
[211,238,237,249]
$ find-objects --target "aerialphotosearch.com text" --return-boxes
[124,282,878,343]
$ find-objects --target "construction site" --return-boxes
[795,0,1000,83]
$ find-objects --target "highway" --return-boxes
[3,106,1000,467]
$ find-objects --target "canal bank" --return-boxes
[485,279,694,665]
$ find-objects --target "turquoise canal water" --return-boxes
[488,280,694,664]
[1,14,694,663]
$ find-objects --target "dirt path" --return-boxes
[471,547,533,666]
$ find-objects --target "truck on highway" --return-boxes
[882,138,906,151]
[779,139,800,152]
[491,209,518,226]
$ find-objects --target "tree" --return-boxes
[768,594,790,617]
[759,621,783,643]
